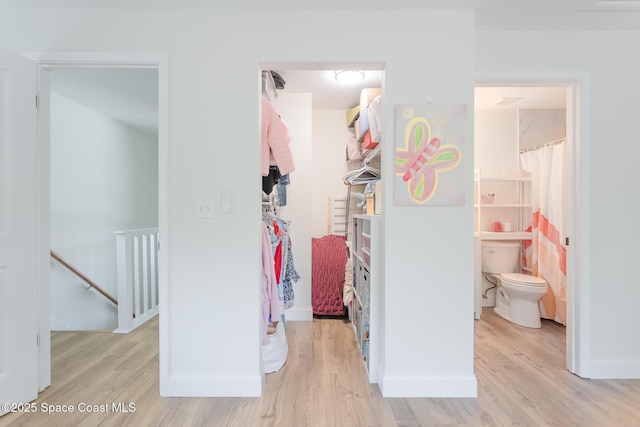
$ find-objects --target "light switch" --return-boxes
[196,200,215,218]
[221,187,231,213]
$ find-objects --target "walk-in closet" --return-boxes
[259,66,384,379]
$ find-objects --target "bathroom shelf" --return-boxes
[476,177,531,183]
[475,231,532,240]
[474,169,533,236]
[474,203,532,208]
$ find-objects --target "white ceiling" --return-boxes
[50,68,158,138]
[35,0,636,133]
[474,87,567,110]
[272,69,383,110]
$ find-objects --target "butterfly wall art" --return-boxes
[394,104,467,205]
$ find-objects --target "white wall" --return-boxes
[477,30,640,379]
[50,91,158,331]
[474,109,520,231]
[519,108,566,150]
[0,8,476,397]
[311,109,353,238]
[0,8,634,397]
[474,109,518,174]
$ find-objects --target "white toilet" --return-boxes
[480,240,547,328]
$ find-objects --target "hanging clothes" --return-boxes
[262,212,300,313]
[276,173,290,206]
[281,236,300,310]
[261,221,280,345]
[262,165,281,195]
[262,99,295,177]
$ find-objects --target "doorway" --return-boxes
[258,63,384,378]
[30,52,169,393]
[474,74,591,377]
[48,67,159,332]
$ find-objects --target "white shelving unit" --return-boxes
[349,214,380,383]
[474,169,533,239]
[474,169,533,319]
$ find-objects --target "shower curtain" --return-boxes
[520,142,567,325]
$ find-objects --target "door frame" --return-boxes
[475,71,591,378]
[23,51,169,391]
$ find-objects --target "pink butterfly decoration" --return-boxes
[395,118,461,203]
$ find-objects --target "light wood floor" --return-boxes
[4,309,640,426]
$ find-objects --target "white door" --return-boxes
[0,49,40,415]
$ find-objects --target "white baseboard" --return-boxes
[163,374,262,397]
[50,317,73,331]
[284,306,313,321]
[590,360,640,379]
[380,373,478,398]
[377,365,386,393]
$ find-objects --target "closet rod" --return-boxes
[519,137,566,153]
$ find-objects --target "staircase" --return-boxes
[50,227,159,333]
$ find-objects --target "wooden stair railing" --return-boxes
[50,250,118,306]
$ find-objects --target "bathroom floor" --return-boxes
[476,306,565,363]
[473,308,637,425]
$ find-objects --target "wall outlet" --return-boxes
[195,200,215,218]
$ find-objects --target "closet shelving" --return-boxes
[343,150,380,243]
[349,214,380,383]
[342,88,382,381]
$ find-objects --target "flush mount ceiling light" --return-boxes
[335,70,365,83]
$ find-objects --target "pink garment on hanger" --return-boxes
[272,221,283,284]
[262,99,295,176]
[261,222,281,344]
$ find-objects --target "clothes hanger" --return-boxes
[343,164,380,185]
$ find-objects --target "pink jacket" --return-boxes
[262,99,295,176]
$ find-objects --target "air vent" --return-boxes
[494,97,523,106]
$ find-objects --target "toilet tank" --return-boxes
[480,241,521,274]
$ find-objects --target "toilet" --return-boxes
[480,240,547,328]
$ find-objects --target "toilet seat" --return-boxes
[501,273,546,287]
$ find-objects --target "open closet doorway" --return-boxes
[474,75,590,377]
[259,63,385,382]
[31,52,168,393]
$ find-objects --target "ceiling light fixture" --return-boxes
[335,70,365,83]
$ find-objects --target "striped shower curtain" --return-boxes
[520,142,567,325]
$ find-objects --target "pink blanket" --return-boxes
[312,235,348,316]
